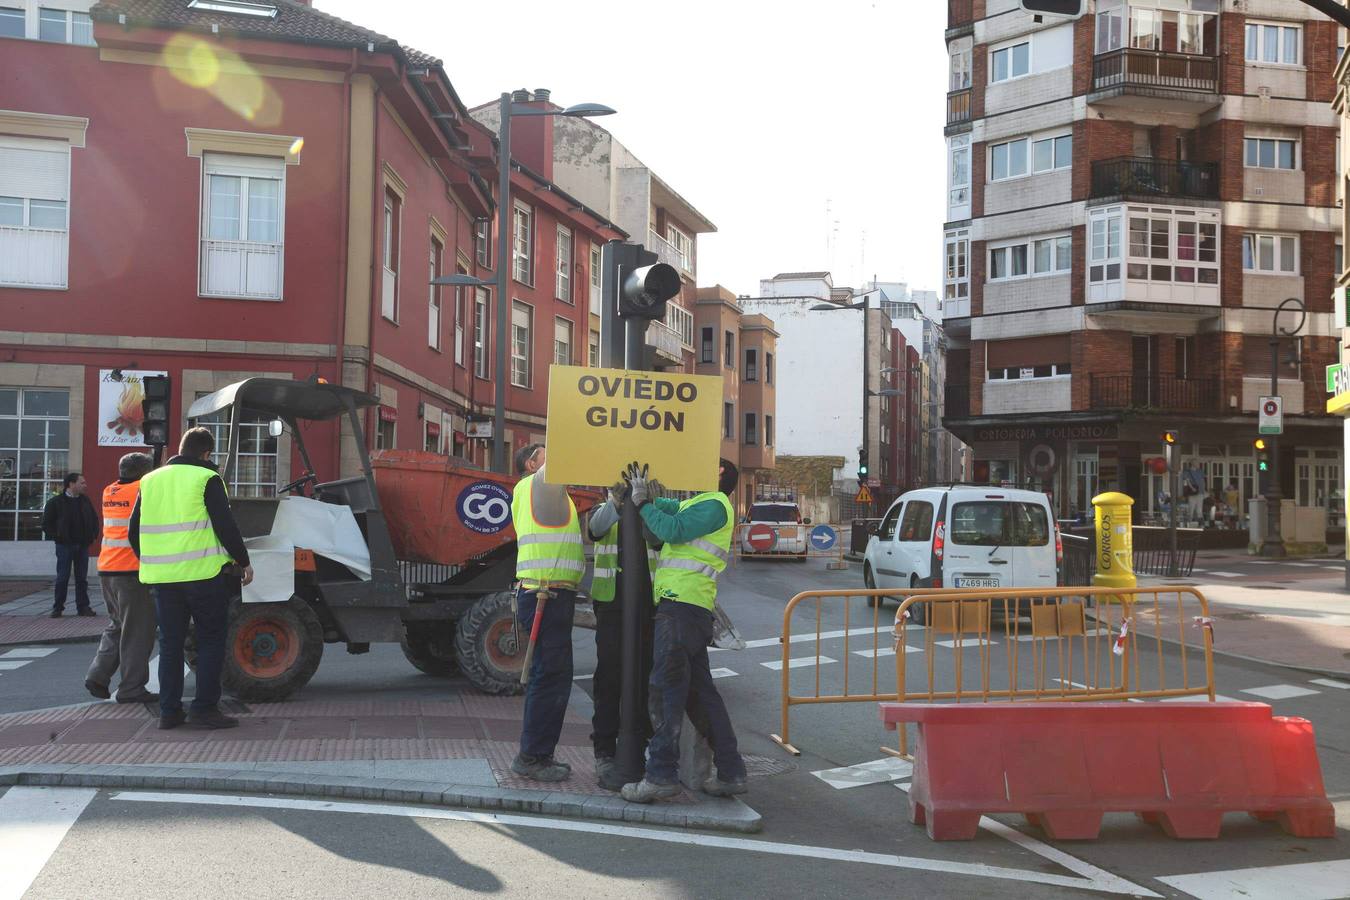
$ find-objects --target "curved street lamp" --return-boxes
[1259,297,1306,557]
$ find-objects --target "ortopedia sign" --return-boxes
[544,365,722,492]
[1258,395,1283,435]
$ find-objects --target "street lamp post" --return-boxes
[1261,297,1306,557]
[433,93,614,473]
[813,291,880,500]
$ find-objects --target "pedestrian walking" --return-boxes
[130,427,253,730]
[510,443,585,782]
[621,458,748,803]
[41,472,98,618]
[85,452,159,704]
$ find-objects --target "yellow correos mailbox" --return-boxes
[1092,491,1135,590]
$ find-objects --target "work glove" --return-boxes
[648,478,666,502]
[608,480,628,507]
[623,461,652,505]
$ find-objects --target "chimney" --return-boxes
[533,88,550,103]
[511,87,554,181]
[512,89,531,103]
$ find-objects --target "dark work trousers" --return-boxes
[153,572,233,717]
[87,574,158,700]
[645,600,746,786]
[590,598,653,757]
[517,586,576,759]
[53,543,91,613]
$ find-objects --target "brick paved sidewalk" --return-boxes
[0,689,776,830]
[0,580,109,646]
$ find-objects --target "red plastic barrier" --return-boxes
[879,702,1335,841]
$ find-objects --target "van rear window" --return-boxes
[749,504,799,523]
[950,501,1050,547]
[898,501,933,542]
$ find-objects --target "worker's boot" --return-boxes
[620,779,680,804]
[702,774,749,798]
[511,753,570,782]
[594,754,624,792]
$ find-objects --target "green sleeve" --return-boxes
[638,498,727,545]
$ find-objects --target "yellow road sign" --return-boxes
[855,484,873,504]
[544,365,723,492]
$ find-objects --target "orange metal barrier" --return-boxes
[732,522,846,567]
[769,586,1216,757]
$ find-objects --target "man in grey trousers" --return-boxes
[85,452,158,704]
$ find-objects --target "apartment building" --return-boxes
[942,0,1343,530]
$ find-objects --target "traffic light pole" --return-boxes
[1262,334,1286,558]
[1165,441,1179,578]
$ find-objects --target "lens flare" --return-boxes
[288,137,304,156]
[159,32,283,127]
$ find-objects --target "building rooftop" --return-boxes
[771,271,831,280]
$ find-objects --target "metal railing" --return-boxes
[1092,48,1218,94]
[0,225,68,289]
[1090,157,1219,201]
[647,228,688,273]
[946,89,972,126]
[1089,374,1221,411]
[201,238,283,300]
[664,301,694,349]
[1132,527,1200,577]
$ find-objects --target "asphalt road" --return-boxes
[3,557,1348,898]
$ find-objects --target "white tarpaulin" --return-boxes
[241,534,296,604]
[270,496,372,580]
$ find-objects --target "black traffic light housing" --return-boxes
[857,448,869,485]
[617,247,680,321]
[1254,437,1270,472]
[141,375,171,449]
[1019,0,1084,16]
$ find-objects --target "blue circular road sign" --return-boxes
[809,524,837,551]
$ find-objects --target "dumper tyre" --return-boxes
[220,596,324,703]
[401,622,459,677]
[454,590,525,696]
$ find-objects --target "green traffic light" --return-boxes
[1258,461,1269,472]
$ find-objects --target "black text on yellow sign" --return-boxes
[544,365,723,492]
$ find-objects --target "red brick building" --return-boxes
[942,1,1343,531]
[0,0,620,567]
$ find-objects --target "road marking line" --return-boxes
[812,757,913,789]
[714,625,895,652]
[1284,562,1319,568]
[852,647,904,657]
[1241,684,1320,700]
[0,786,97,900]
[109,792,1159,896]
[0,648,59,659]
[760,656,837,671]
[709,667,737,679]
[1157,859,1350,900]
[1206,571,1246,578]
[1159,694,1241,703]
[1310,677,1350,690]
[934,638,999,649]
[0,660,31,671]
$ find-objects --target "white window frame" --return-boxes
[380,190,399,320]
[1246,20,1302,66]
[0,387,71,540]
[511,300,533,388]
[1243,137,1298,171]
[199,152,286,302]
[1129,7,1161,51]
[0,135,72,290]
[588,329,600,367]
[555,224,572,303]
[666,225,692,273]
[512,200,532,285]
[988,235,1070,282]
[473,217,490,268]
[949,44,972,91]
[1030,133,1072,174]
[473,287,490,379]
[1242,232,1299,275]
[990,39,1030,83]
[1088,207,1123,284]
[944,229,969,301]
[987,363,1071,381]
[1122,207,1220,285]
[1095,0,1123,53]
[949,134,970,206]
[553,316,573,367]
[427,238,442,351]
[588,243,601,315]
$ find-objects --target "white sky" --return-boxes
[318,0,947,298]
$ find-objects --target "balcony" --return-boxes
[647,229,689,274]
[0,225,67,289]
[1090,157,1218,203]
[202,238,283,301]
[946,89,971,128]
[1090,48,1218,109]
[646,320,685,364]
[1089,375,1220,412]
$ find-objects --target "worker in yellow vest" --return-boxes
[130,427,253,731]
[621,458,748,804]
[510,442,585,782]
[85,452,158,704]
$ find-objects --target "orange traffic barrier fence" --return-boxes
[732,522,846,567]
[769,585,1216,757]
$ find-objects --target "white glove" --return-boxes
[624,461,651,505]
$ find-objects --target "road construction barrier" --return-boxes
[880,701,1335,841]
[733,522,846,567]
[769,586,1216,758]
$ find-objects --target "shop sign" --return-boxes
[973,423,1118,443]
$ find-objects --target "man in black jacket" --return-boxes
[41,472,98,618]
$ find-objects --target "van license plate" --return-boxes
[954,577,998,588]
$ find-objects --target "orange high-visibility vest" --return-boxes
[97,480,140,572]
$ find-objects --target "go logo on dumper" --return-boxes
[457,481,513,535]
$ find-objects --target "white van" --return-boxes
[862,486,1060,621]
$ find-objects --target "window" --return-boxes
[744,347,758,381]
[1108,207,1218,285]
[0,137,70,289]
[877,503,902,541]
[380,188,399,318]
[988,244,1026,280]
[764,414,774,447]
[765,352,774,384]
[744,412,757,446]
[989,235,1070,281]
[949,135,970,207]
[897,500,934,542]
[990,138,1027,181]
[1095,1,1122,52]
[992,133,1070,181]
[1178,12,1205,55]
[700,326,715,364]
[0,388,69,540]
[1244,137,1297,170]
[944,232,969,302]
[555,225,572,302]
[511,301,533,387]
[589,244,601,315]
[588,330,599,367]
[724,330,735,368]
[474,218,491,268]
[1031,134,1071,173]
[666,225,692,272]
[0,6,24,37]
[723,401,734,440]
[949,44,971,90]
[512,201,532,284]
[990,41,1029,83]
[200,152,284,300]
[38,7,93,44]
[553,317,573,367]
[1246,21,1300,65]
[987,363,1070,381]
[454,264,468,366]
[1242,233,1298,274]
[428,238,442,351]
[1089,209,1122,283]
[1129,7,1161,50]
[473,288,490,379]
[424,414,441,453]
[195,399,278,499]
[375,409,395,450]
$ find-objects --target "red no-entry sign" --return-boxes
[746,523,777,551]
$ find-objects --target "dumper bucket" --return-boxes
[371,451,601,567]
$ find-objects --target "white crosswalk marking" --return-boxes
[709,667,737,679]
[1205,571,1246,578]
[0,647,59,659]
[713,625,894,652]
[1241,684,1320,700]
[1158,859,1350,900]
[812,757,913,789]
[0,787,97,900]
[0,660,32,671]
[934,638,999,649]
[853,647,898,657]
[1310,678,1350,690]
[761,656,837,671]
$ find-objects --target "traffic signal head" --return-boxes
[140,375,171,447]
[1254,437,1270,472]
[619,262,680,320]
[1254,438,1267,452]
[1162,430,1178,445]
[858,448,869,484]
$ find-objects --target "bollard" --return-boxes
[1091,492,1135,594]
